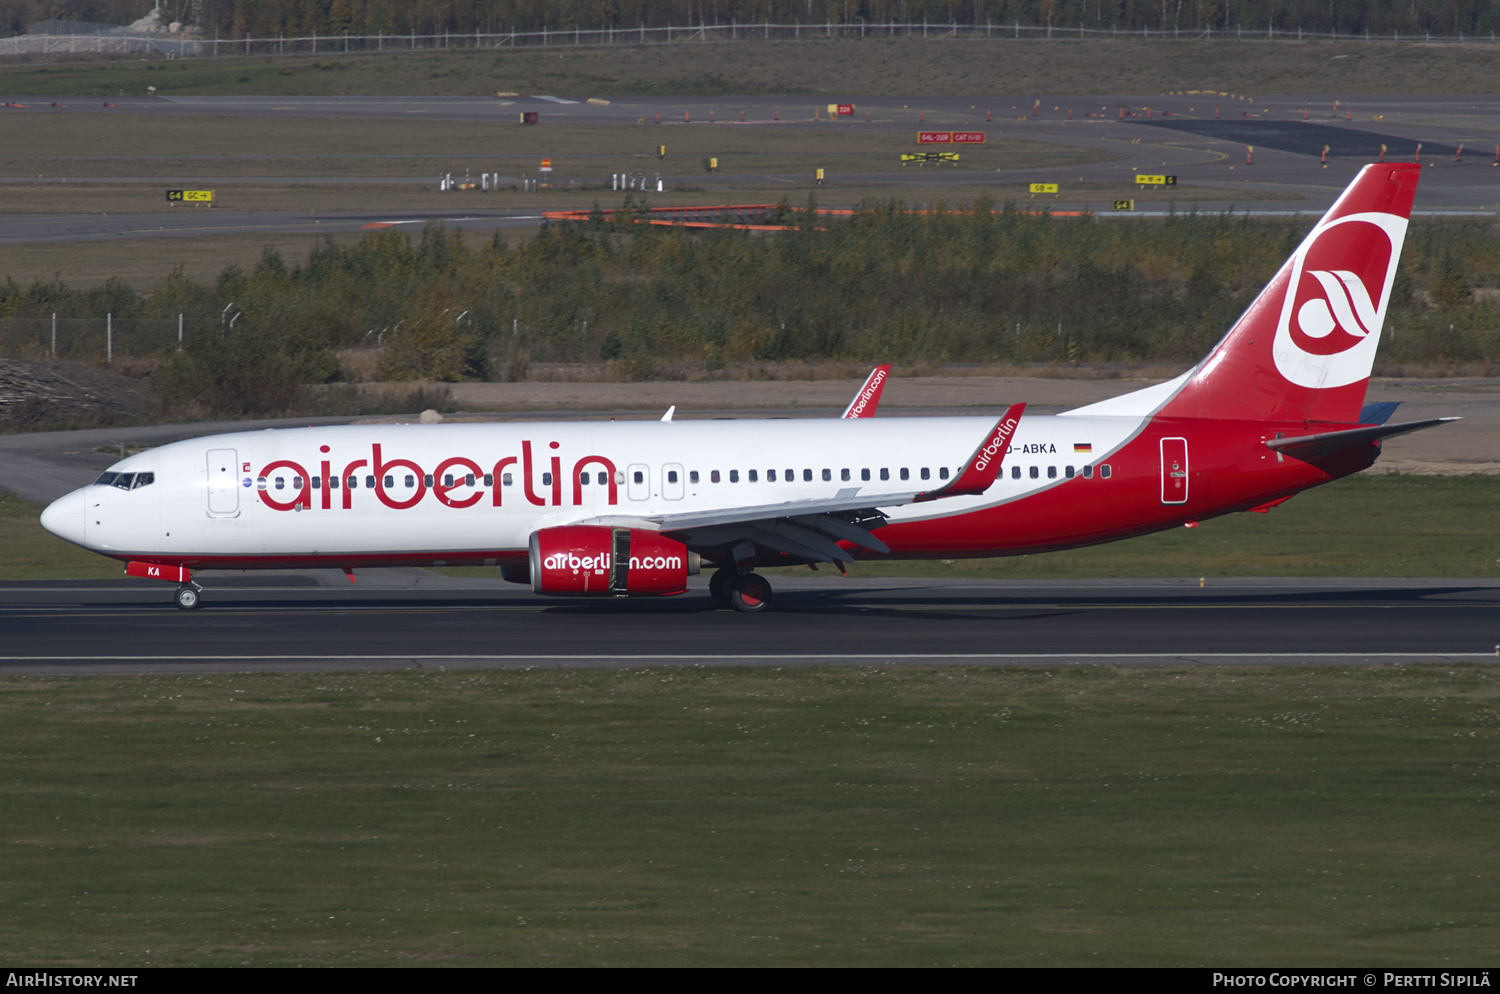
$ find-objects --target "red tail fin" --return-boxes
[1158,163,1420,424]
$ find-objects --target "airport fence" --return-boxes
[0,315,185,364]
[4,21,1498,60]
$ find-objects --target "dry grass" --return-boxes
[2,39,1498,97]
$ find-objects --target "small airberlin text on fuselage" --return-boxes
[255,440,618,512]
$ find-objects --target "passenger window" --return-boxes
[920,468,930,481]
[711,470,720,483]
[880,468,889,481]
[294,477,303,490]
[899,468,909,481]
[275,477,285,490]
[803,469,812,482]
[667,470,678,484]
[729,470,739,483]
[329,476,339,489]
[467,474,476,486]
[689,471,700,484]
[403,475,414,487]
[821,469,832,482]
[1011,466,1021,480]
[257,477,267,490]
[384,475,394,487]
[1101,464,1112,479]
[768,469,777,482]
[861,468,871,482]
[483,474,493,486]
[579,473,590,486]
[841,469,851,482]
[1047,466,1057,479]
[939,467,949,480]
[444,474,455,487]
[1082,465,1093,479]
[367,475,377,488]
[1029,466,1039,479]
[423,474,433,487]
[748,469,757,483]
[542,473,553,486]
[347,476,358,489]
[1065,466,1075,479]
[502,473,513,486]
[311,476,321,489]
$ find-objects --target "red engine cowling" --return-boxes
[529,525,697,597]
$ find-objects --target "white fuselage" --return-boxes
[45,413,1145,565]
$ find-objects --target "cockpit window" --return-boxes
[95,471,154,490]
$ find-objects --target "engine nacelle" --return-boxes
[529,525,698,597]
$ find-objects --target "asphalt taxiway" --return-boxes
[2,91,1496,248]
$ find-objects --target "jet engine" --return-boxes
[529,525,698,597]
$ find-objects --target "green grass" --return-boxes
[1,665,1496,966]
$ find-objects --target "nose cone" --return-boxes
[40,489,89,548]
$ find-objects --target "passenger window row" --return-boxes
[1008,463,1113,480]
[251,463,1114,493]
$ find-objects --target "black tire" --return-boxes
[174,585,200,610]
[727,573,773,613]
[708,567,735,607]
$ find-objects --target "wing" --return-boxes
[576,404,1025,567]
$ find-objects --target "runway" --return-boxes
[2,574,1495,673]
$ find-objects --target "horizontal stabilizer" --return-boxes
[1265,417,1460,461]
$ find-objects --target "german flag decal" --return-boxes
[1074,443,1093,453]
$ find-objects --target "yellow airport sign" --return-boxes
[1113,199,1136,211]
[1134,174,1177,186]
[166,190,213,202]
[1029,183,1059,194]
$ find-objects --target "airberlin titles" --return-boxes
[249,430,1062,514]
[253,439,618,512]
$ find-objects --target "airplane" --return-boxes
[40,163,1455,613]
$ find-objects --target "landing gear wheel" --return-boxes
[174,585,201,610]
[727,572,773,613]
[709,567,736,608]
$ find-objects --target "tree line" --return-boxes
[9,1,1497,40]
[1,198,1496,418]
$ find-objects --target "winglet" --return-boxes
[914,402,1026,502]
[842,364,891,418]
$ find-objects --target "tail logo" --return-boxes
[1273,212,1406,389]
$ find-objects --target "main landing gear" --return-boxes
[709,567,774,613]
[174,583,203,610]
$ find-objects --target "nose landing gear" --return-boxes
[174,583,203,610]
